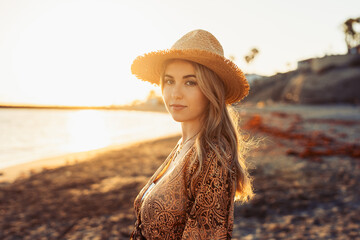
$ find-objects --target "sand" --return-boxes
[1,104,360,239]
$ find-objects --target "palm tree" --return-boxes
[244,48,259,64]
[343,17,360,52]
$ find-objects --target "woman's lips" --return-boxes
[170,104,187,111]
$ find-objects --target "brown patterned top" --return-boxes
[131,142,236,239]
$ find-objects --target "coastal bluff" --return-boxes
[245,53,360,104]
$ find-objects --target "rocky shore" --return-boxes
[245,53,360,105]
[1,104,359,239]
[232,104,360,239]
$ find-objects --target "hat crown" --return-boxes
[171,29,224,56]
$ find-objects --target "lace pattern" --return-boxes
[131,142,235,240]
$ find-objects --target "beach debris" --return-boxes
[242,113,360,161]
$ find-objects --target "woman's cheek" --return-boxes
[162,87,170,106]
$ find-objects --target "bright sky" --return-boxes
[0,0,359,106]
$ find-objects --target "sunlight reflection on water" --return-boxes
[65,110,112,152]
[0,109,180,169]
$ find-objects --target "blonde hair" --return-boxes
[161,59,254,203]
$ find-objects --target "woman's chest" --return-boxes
[138,161,193,236]
[141,162,191,217]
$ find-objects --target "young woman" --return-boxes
[130,29,253,239]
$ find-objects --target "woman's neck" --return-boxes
[181,121,202,144]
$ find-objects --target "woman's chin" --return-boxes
[170,115,184,123]
[168,112,187,123]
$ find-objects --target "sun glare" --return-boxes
[65,110,111,152]
[9,1,159,107]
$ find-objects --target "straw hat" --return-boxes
[131,29,249,104]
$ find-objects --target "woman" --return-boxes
[130,29,253,239]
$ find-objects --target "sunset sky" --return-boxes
[0,0,359,106]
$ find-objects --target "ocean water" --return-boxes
[0,108,181,169]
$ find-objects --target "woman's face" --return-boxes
[162,60,209,124]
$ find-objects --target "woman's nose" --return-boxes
[171,84,183,99]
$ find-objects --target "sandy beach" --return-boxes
[1,104,360,239]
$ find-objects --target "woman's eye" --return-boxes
[186,80,197,86]
[164,79,174,85]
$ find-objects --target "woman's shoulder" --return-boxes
[185,137,236,198]
[206,137,233,162]
[185,137,234,171]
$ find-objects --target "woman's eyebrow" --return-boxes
[183,74,196,79]
[164,74,196,79]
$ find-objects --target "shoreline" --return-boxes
[1,104,359,239]
[2,103,359,183]
[0,133,181,183]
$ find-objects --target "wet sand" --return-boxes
[1,104,359,239]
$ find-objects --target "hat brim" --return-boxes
[131,49,249,104]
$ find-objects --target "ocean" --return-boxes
[0,108,181,169]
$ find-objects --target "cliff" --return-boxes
[245,54,360,104]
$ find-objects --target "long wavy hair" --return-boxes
[161,59,254,203]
